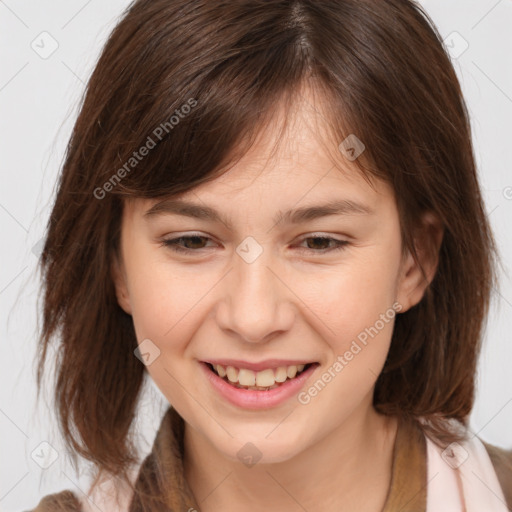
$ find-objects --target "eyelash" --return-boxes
[160,233,349,255]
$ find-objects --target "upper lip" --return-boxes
[202,359,317,372]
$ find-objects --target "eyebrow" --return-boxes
[143,197,374,229]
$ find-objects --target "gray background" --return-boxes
[1,1,511,510]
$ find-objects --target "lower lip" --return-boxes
[200,361,319,410]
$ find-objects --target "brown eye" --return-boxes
[297,236,348,253]
[305,237,331,250]
[161,235,214,253]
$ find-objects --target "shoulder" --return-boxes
[482,440,512,508]
[24,490,82,512]
[25,467,140,512]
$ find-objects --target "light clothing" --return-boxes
[28,406,512,512]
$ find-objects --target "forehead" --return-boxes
[126,84,395,220]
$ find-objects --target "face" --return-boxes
[113,88,436,465]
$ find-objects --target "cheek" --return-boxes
[122,244,188,345]
[123,250,205,407]
[124,245,223,360]
[301,256,399,332]
[293,261,399,415]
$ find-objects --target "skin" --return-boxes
[112,85,443,512]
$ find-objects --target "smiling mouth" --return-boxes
[205,362,317,391]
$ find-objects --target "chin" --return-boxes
[214,429,306,466]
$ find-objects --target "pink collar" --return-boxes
[425,431,508,511]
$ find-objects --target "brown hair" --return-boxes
[36,0,499,501]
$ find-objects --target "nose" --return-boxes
[215,245,295,344]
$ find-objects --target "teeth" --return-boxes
[256,369,275,387]
[238,368,256,386]
[287,365,297,379]
[226,366,238,383]
[210,363,311,388]
[275,367,288,382]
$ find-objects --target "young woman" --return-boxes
[30,0,512,511]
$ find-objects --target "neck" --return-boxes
[183,398,398,512]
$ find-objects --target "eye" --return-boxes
[295,235,349,253]
[160,234,214,253]
[160,233,349,255]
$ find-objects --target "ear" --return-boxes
[111,250,133,315]
[396,211,444,313]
